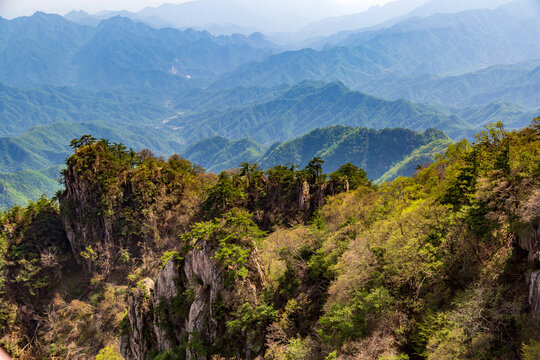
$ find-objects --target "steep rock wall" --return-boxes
[121,237,267,360]
[518,190,540,317]
[60,165,117,271]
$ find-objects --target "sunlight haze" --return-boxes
[0,0,394,18]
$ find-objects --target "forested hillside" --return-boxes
[0,82,173,136]
[0,124,449,209]
[167,82,469,143]
[182,125,449,179]
[0,167,62,209]
[257,126,448,179]
[0,0,539,358]
[0,119,538,359]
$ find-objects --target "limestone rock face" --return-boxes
[58,143,203,276]
[293,179,347,222]
[520,226,540,265]
[298,180,310,211]
[121,238,267,360]
[518,190,540,264]
[60,165,117,272]
[120,278,156,360]
[529,271,540,318]
[518,189,540,317]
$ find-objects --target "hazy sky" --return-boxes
[0,0,394,18]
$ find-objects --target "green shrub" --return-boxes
[95,345,123,360]
[522,340,540,360]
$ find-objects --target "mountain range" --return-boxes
[62,0,522,39]
[0,0,538,208]
[1,1,540,359]
[0,13,277,90]
[297,0,515,42]
[167,81,471,143]
[215,6,540,91]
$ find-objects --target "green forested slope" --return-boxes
[0,121,185,173]
[181,136,266,173]
[173,85,289,113]
[180,125,450,180]
[258,125,449,179]
[0,167,62,209]
[377,138,453,183]
[0,82,172,136]
[168,81,471,143]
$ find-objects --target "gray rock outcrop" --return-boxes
[121,237,267,360]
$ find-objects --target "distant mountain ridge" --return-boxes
[168,81,471,144]
[0,82,173,136]
[0,13,277,91]
[360,60,540,108]
[295,0,515,41]
[88,0,379,34]
[215,5,540,90]
[61,0,518,40]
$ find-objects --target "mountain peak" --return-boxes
[95,15,144,33]
[27,11,66,22]
[64,10,91,22]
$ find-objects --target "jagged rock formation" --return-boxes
[258,178,348,227]
[519,190,540,317]
[529,271,540,318]
[58,141,206,274]
[60,164,117,271]
[121,228,268,360]
[522,226,540,316]
[121,278,156,359]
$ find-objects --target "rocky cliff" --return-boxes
[121,212,269,360]
[58,141,207,275]
[60,163,118,272]
[519,190,540,318]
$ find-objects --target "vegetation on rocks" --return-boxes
[0,118,538,359]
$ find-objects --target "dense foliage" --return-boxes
[258,125,448,179]
[0,122,446,209]
[0,119,539,359]
[180,125,449,183]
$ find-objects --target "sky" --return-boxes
[0,0,394,19]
